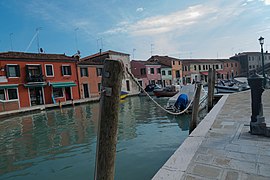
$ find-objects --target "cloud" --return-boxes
[263,0,270,5]
[104,5,217,36]
[136,7,144,12]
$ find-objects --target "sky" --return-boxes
[0,0,270,60]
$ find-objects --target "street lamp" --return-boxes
[258,36,265,86]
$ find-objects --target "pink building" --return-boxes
[131,60,162,89]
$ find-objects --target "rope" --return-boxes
[125,67,198,115]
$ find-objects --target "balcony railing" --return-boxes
[26,74,45,82]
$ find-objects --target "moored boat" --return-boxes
[165,84,208,113]
[153,85,179,98]
[120,91,128,100]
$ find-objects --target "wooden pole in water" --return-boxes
[190,83,202,134]
[94,59,124,180]
[207,68,213,112]
[207,68,216,112]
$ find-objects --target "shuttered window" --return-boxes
[6,65,20,77]
[61,65,72,76]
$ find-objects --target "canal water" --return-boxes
[0,96,192,180]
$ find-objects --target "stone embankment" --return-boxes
[153,90,270,180]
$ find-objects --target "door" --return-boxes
[65,87,72,100]
[29,87,44,106]
[83,84,90,98]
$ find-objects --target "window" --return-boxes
[235,63,237,67]
[199,65,201,71]
[6,65,20,77]
[53,88,63,98]
[162,70,166,75]
[203,65,205,70]
[126,80,130,91]
[7,89,18,100]
[140,68,146,75]
[172,61,175,65]
[98,83,102,92]
[0,89,5,100]
[216,65,219,69]
[231,63,233,67]
[168,70,172,75]
[176,70,180,78]
[194,65,197,71]
[80,67,88,77]
[178,61,180,65]
[150,68,154,74]
[249,65,252,69]
[45,64,54,77]
[96,68,102,76]
[157,68,161,74]
[62,65,72,76]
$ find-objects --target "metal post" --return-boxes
[248,73,266,135]
[94,59,124,180]
[260,44,266,87]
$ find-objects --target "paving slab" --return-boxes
[153,90,270,180]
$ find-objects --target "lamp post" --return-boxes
[258,36,265,86]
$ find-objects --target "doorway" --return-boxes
[29,87,44,106]
[83,84,90,98]
[65,87,72,100]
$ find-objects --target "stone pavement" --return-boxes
[153,90,270,180]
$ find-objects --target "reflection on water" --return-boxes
[0,96,191,180]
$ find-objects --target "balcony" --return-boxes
[26,74,45,82]
[25,65,45,82]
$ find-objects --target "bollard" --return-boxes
[248,73,266,135]
[190,83,202,134]
[94,59,124,180]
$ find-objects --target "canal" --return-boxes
[0,96,193,180]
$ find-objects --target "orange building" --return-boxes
[0,52,79,111]
[77,59,103,99]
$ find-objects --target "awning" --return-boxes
[216,70,227,74]
[49,82,77,88]
[200,71,208,75]
[0,84,18,89]
[24,82,47,88]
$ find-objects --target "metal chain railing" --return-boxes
[125,67,197,115]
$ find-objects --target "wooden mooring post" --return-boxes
[94,59,124,180]
[189,83,202,134]
[207,68,216,112]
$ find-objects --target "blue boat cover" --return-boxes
[174,94,188,111]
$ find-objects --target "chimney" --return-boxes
[99,49,102,55]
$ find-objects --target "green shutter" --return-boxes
[16,65,20,77]
[5,65,10,77]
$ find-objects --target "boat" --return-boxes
[120,91,128,100]
[139,84,162,96]
[215,78,250,93]
[153,85,179,97]
[165,84,208,113]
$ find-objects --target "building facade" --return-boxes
[81,50,140,95]
[148,55,182,85]
[0,52,79,112]
[230,52,270,77]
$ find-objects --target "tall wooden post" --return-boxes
[94,59,124,180]
[189,83,202,134]
[207,68,215,112]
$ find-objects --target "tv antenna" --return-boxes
[74,27,79,51]
[25,27,42,53]
[9,33,13,51]
[97,38,103,52]
[132,48,136,59]
[151,44,154,56]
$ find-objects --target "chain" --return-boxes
[125,67,198,115]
